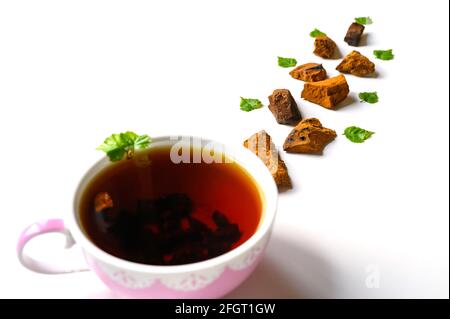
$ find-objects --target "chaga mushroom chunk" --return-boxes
[344,23,365,46]
[301,74,349,109]
[336,50,375,76]
[243,130,291,189]
[268,89,301,125]
[95,192,114,213]
[313,36,337,59]
[289,63,327,82]
[283,118,336,154]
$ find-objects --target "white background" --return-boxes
[0,0,448,298]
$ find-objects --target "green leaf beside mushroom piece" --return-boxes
[277,56,297,68]
[309,28,327,38]
[343,126,375,143]
[355,17,373,25]
[240,97,263,112]
[374,49,394,60]
[359,92,379,104]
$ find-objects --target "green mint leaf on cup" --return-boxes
[105,148,126,162]
[343,126,375,143]
[373,49,394,60]
[310,28,327,38]
[278,56,297,68]
[240,97,263,112]
[359,92,379,104]
[97,131,152,161]
[355,17,373,25]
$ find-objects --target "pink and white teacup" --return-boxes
[17,136,278,298]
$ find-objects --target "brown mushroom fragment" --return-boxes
[243,130,291,188]
[94,192,114,213]
[268,89,302,125]
[106,193,243,265]
[344,23,365,46]
[283,118,336,154]
[301,74,349,109]
[336,50,375,76]
[289,63,327,82]
[313,36,337,59]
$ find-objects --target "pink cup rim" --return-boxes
[68,135,278,274]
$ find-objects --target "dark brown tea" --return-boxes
[80,145,263,265]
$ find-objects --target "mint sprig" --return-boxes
[97,132,151,161]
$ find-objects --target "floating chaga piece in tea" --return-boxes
[336,50,375,76]
[94,192,114,213]
[289,63,327,82]
[344,22,365,46]
[268,89,302,125]
[301,74,349,109]
[314,36,337,59]
[283,118,337,154]
[243,130,291,188]
[93,192,119,233]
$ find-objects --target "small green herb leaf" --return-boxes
[120,132,138,146]
[97,131,152,161]
[106,148,126,162]
[278,56,297,68]
[359,92,379,104]
[373,49,394,60]
[310,28,327,38]
[343,126,375,143]
[240,97,262,112]
[355,17,373,25]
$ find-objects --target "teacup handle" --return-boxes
[17,219,89,274]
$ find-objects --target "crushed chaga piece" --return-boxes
[289,63,327,82]
[283,118,337,154]
[301,74,349,109]
[156,193,192,220]
[112,193,243,265]
[94,192,114,213]
[268,89,302,125]
[212,211,241,244]
[344,22,365,46]
[313,36,337,59]
[243,130,291,188]
[336,50,375,76]
[212,210,230,228]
